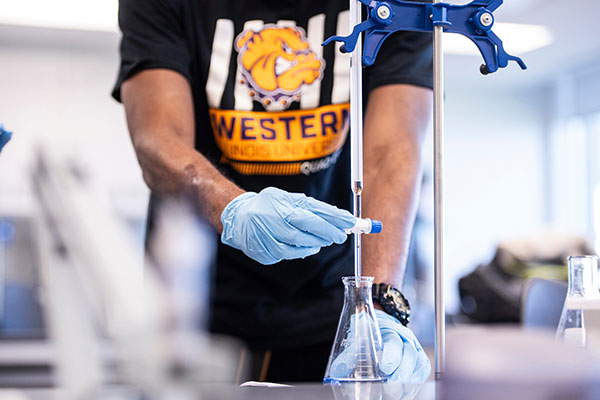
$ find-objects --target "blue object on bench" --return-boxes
[0,124,12,155]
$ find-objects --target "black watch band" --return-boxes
[372,283,411,327]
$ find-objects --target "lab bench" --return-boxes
[7,379,600,400]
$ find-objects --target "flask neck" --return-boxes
[342,276,375,307]
[567,256,599,297]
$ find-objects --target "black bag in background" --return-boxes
[458,232,595,323]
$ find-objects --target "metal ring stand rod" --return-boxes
[433,0,446,379]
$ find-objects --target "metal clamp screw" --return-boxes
[480,12,493,27]
[377,5,391,20]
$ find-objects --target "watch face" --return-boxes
[381,286,410,325]
[388,289,406,306]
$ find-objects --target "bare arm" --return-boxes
[121,69,244,232]
[362,84,432,288]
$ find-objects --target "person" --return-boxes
[113,0,433,383]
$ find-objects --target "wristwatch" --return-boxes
[372,283,411,327]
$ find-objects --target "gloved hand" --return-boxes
[327,311,430,384]
[376,310,431,383]
[221,187,355,265]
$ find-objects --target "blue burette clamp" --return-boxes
[323,0,527,74]
[0,124,12,155]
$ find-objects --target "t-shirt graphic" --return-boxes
[235,25,324,110]
[206,20,350,176]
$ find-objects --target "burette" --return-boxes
[349,0,364,280]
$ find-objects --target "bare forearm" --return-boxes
[133,134,243,232]
[122,69,244,232]
[363,150,422,287]
[362,84,432,287]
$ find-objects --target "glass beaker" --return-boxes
[556,255,600,347]
[323,276,387,383]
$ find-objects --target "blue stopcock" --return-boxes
[0,124,12,154]
[345,218,383,235]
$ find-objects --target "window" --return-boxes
[549,111,600,251]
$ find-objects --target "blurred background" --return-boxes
[0,0,599,370]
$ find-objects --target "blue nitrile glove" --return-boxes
[327,311,430,384]
[376,309,431,383]
[221,187,355,265]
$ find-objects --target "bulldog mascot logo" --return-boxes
[235,25,325,110]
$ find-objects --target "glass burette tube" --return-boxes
[350,0,364,280]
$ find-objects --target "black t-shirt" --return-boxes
[113,0,432,350]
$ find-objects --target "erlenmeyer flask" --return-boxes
[324,276,387,383]
[556,255,600,347]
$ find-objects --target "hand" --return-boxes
[326,311,430,384]
[221,187,355,265]
[376,310,431,383]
